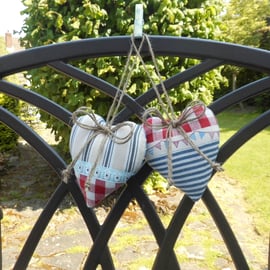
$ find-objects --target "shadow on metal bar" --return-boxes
[0,36,270,269]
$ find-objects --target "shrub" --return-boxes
[0,93,19,152]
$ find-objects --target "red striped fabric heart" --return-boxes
[69,114,146,207]
[143,103,220,201]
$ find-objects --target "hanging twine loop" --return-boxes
[63,33,223,187]
[62,36,147,185]
[134,34,223,182]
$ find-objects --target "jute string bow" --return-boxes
[131,34,223,182]
[62,36,147,186]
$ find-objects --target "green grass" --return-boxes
[217,109,270,235]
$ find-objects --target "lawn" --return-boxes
[217,108,270,235]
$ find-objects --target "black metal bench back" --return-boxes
[0,36,269,270]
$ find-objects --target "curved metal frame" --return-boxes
[1,36,269,270]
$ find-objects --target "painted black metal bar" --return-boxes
[83,166,183,269]
[210,76,270,115]
[67,176,115,270]
[0,107,66,175]
[83,165,153,269]
[49,61,145,118]
[14,178,114,269]
[147,91,270,270]
[152,196,195,270]
[0,108,115,269]
[217,109,270,164]
[0,80,72,126]
[199,110,270,270]
[202,188,249,270]
[13,182,69,270]
[131,182,181,269]
[1,36,270,77]
[83,184,136,269]
[0,108,68,268]
[1,35,270,269]
[115,59,270,270]
[151,110,270,269]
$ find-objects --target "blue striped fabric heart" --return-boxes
[69,114,146,207]
[143,104,220,201]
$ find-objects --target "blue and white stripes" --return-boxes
[147,140,219,201]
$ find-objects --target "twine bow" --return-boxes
[132,34,223,181]
[72,107,134,144]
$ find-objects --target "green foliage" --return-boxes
[143,171,168,194]
[0,93,19,152]
[218,1,270,111]
[0,37,20,152]
[20,0,227,153]
[259,24,270,51]
[223,0,270,47]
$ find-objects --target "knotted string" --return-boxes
[130,34,223,182]
[62,36,146,185]
[63,33,223,187]
[71,107,134,144]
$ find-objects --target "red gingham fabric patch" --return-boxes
[78,176,122,207]
[144,104,217,143]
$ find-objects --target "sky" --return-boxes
[0,0,25,36]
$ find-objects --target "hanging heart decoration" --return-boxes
[128,34,223,201]
[63,36,148,208]
[66,109,146,208]
[143,102,221,201]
